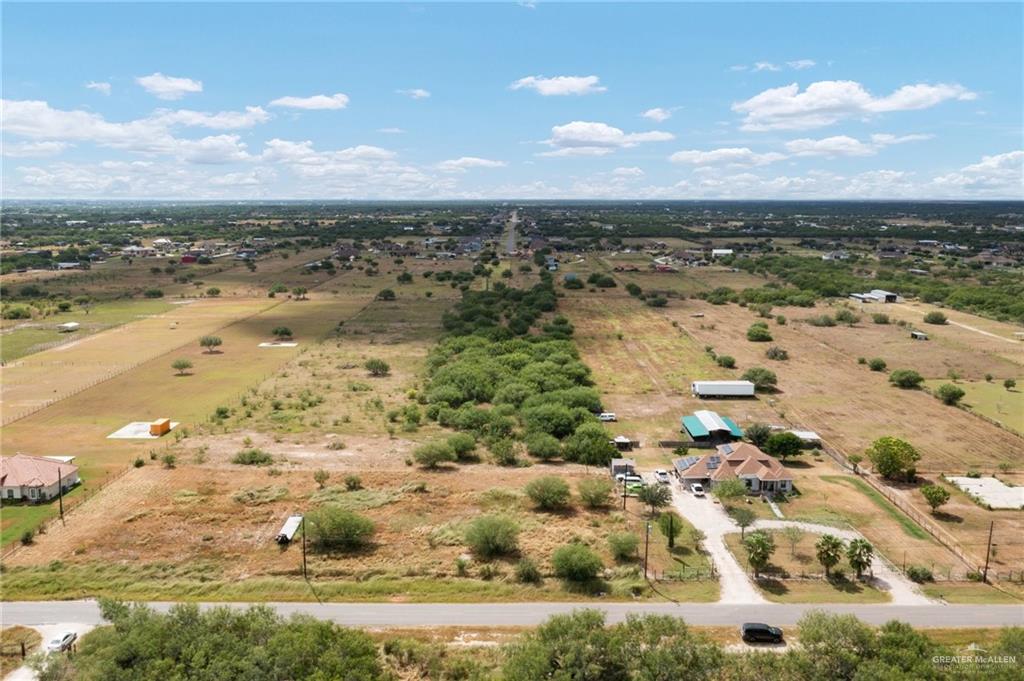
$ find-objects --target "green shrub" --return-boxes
[525,476,571,511]
[607,532,639,561]
[464,515,519,558]
[364,358,390,376]
[551,544,603,581]
[525,432,561,461]
[906,565,933,583]
[306,507,375,551]
[414,441,457,468]
[716,355,736,369]
[741,367,778,391]
[924,311,948,325]
[447,433,477,459]
[577,478,613,508]
[889,369,924,389]
[868,358,887,372]
[935,383,966,406]
[746,324,773,342]
[232,448,274,465]
[871,313,890,324]
[515,557,542,584]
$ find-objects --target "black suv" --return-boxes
[741,623,784,644]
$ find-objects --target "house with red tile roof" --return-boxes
[673,442,793,494]
[1,454,80,502]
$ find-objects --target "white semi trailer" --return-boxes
[690,380,755,398]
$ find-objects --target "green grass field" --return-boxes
[1,299,174,362]
[925,379,1024,434]
[0,560,710,603]
[820,475,931,540]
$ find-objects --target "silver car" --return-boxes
[46,632,77,652]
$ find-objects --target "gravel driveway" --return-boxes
[670,484,932,605]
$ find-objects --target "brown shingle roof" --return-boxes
[674,442,792,484]
[0,454,77,488]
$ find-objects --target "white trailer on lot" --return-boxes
[691,380,755,398]
[276,514,303,544]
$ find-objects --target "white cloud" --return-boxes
[641,107,673,122]
[436,157,507,172]
[1,99,265,162]
[670,147,786,166]
[786,59,816,70]
[135,72,203,100]
[177,135,252,164]
[510,75,606,96]
[786,132,933,157]
[734,80,976,131]
[932,151,1023,196]
[85,81,111,95]
[150,106,270,129]
[785,135,875,157]
[541,121,674,157]
[269,93,350,110]
[377,127,406,134]
[612,166,644,177]
[3,141,70,158]
[753,62,781,72]
[209,168,277,187]
[729,65,749,72]
[397,88,431,99]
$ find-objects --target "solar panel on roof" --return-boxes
[721,444,733,454]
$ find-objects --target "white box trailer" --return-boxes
[691,380,755,398]
[276,514,303,544]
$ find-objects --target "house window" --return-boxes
[28,488,38,499]
[5,489,12,499]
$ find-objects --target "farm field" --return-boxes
[658,299,1024,472]
[0,297,275,419]
[0,259,400,545]
[881,300,1024,368]
[924,378,1024,433]
[3,270,717,602]
[0,298,175,362]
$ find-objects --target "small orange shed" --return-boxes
[149,418,171,436]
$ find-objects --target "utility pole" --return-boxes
[982,521,994,583]
[643,522,651,579]
[301,516,308,579]
[57,466,65,523]
[666,513,674,549]
[622,481,627,510]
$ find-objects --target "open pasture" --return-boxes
[0,297,274,419]
[660,300,1024,472]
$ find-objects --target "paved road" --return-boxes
[505,209,518,254]
[2,600,1022,628]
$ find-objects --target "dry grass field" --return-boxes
[4,245,1020,606]
[659,300,1024,472]
[3,264,716,602]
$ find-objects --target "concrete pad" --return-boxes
[259,341,297,348]
[107,421,180,439]
[947,476,1024,509]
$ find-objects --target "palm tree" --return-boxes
[815,534,844,577]
[846,539,874,579]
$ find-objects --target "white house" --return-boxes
[0,454,80,502]
[711,248,734,258]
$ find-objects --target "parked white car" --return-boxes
[690,483,705,497]
[46,632,77,653]
[654,469,670,484]
[598,412,617,422]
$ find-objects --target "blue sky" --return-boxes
[2,2,1021,199]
